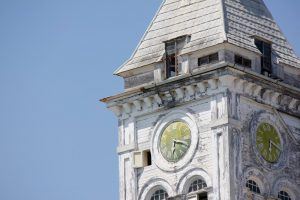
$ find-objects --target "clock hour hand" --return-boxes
[268,140,272,152]
[171,140,176,155]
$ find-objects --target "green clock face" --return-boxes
[159,121,191,162]
[256,123,282,163]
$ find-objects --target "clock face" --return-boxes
[159,121,191,162]
[256,123,282,163]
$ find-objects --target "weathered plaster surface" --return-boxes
[104,67,300,200]
[102,1,300,199]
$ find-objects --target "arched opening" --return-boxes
[188,179,208,200]
[246,180,261,194]
[150,189,168,200]
[188,179,207,193]
[278,191,291,200]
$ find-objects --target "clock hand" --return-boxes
[174,139,189,146]
[171,140,176,155]
[270,140,281,151]
[268,140,272,152]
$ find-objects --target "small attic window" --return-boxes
[198,53,219,66]
[165,36,188,79]
[254,38,272,76]
[235,55,252,68]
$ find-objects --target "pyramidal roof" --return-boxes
[115,0,300,75]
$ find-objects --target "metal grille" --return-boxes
[278,191,291,200]
[150,189,168,200]
[188,179,207,193]
[246,180,261,194]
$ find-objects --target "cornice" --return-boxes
[101,65,300,119]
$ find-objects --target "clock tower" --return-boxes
[101,0,300,200]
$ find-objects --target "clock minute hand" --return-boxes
[174,139,188,146]
[270,140,281,151]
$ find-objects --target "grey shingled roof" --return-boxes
[115,0,300,75]
[224,0,300,68]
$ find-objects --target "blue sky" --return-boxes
[0,1,299,200]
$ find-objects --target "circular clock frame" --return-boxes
[152,110,199,172]
[250,112,287,170]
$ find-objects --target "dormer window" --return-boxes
[254,39,272,76]
[165,41,177,78]
[165,36,188,79]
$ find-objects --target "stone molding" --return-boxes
[242,166,271,196]
[271,177,299,200]
[107,73,300,120]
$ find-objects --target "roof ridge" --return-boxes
[219,0,228,42]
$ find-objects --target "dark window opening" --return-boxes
[188,179,207,193]
[278,191,291,200]
[235,55,252,68]
[198,53,219,66]
[255,39,272,76]
[198,192,208,200]
[166,52,177,78]
[244,58,252,68]
[198,56,209,66]
[246,180,261,194]
[166,40,177,79]
[165,36,187,79]
[150,189,168,200]
[145,150,152,166]
[209,53,219,63]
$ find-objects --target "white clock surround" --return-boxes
[151,110,199,172]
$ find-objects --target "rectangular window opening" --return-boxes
[198,56,209,66]
[244,58,251,68]
[165,40,178,79]
[235,55,243,65]
[166,52,177,78]
[144,150,152,166]
[165,36,189,79]
[165,41,177,79]
[197,192,208,200]
[255,39,272,76]
[234,55,252,68]
[198,53,219,67]
[209,53,219,63]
